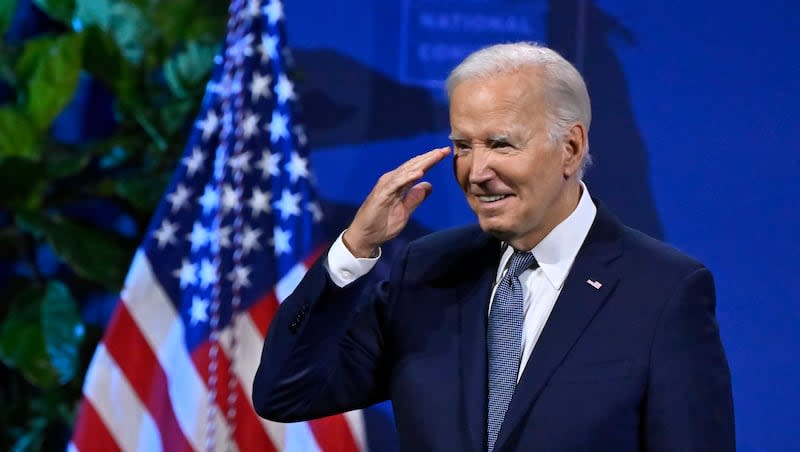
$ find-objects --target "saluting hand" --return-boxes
[343,147,451,257]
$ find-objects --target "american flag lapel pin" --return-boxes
[586,279,603,290]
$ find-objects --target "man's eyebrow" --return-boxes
[487,134,511,142]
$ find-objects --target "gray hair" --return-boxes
[446,42,593,178]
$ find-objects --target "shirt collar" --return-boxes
[497,181,597,289]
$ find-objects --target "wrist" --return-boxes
[342,229,379,258]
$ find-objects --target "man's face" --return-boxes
[449,70,580,250]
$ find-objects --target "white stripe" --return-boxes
[284,421,323,452]
[344,410,368,452]
[219,313,286,449]
[274,261,369,450]
[82,345,162,452]
[121,251,237,452]
[275,262,308,302]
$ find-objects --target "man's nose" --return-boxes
[468,149,495,184]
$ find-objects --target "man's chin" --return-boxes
[477,221,514,242]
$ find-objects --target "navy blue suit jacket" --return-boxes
[253,204,735,451]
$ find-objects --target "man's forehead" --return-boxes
[448,127,523,141]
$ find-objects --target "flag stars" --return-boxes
[250,72,272,101]
[188,222,210,251]
[228,265,252,289]
[197,110,219,140]
[286,151,309,183]
[269,110,290,142]
[199,185,220,214]
[274,74,295,104]
[273,189,301,219]
[247,0,262,17]
[183,147,205,177]
[241,112,261,139]
[199,258,216,288]
[307,201,324,223]
[263,0,284,25]
[256,151,281,179]
[153,220,179,248]
[173,259,198,288]
[227,33,254,64]
[293,125,308,147]
[221,184,240,212]
[189,296,209,325]
[228,151,252,173]
[273,226,292,255]
[240,225,263,255]
[258,34,279,62]
[211,225,233,253]
[167,184,192,213]
[248,188,271,215]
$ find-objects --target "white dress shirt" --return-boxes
[326,183,597,382]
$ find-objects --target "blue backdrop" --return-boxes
[283,1,800,451]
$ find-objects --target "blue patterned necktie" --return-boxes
[487,251,538,452]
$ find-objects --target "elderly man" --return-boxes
[252,42,735,451]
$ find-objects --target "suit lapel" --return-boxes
[493,205,624,451]
[457,233,502,452]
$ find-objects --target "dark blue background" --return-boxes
[284,1,800,450]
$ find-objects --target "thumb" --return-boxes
[402,182,433,212]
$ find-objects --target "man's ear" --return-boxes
[562,123,587,178]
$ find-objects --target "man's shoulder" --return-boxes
[408,224,488,251]
[618,223,707,277]
[398,224,497,280]
[591,202,707,278]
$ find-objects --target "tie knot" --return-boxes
[507,251,537,279]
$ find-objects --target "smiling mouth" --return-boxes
[477,195,509,203]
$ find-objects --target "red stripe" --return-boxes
[71,399,123,452]
[249,291,280,337]
[191,341,277,452]
[299,242,363,452]
[304,243,328,268]
[310,415,360,452]
[103,304,194,452]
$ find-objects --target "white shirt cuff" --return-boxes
[325,231,381,287]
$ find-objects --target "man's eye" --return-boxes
[489,140,510,148]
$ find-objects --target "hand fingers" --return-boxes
[402,182,433,212]
[381,147,450,195]
[403,147,451,174]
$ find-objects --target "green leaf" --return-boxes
[0,157,48,209]
[0,107,40,160]
[25,32,84,129]
[74,0,112,29]
[10,426,44,452]
[81,25,137,100]
[163,40,218,98]
[16,212,130,289]
[160,98,196,135]
[15,36,56,83]
[75,0,154,65]
[44,147,91,179]
[108,2,150,65]
[41,281,84,385]
[0,0,17,36]
[32,0,76,23]
[0,287,60,388]
[115,171,170,212]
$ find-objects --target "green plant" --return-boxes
[0,0,227,449]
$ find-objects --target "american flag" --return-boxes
[70,1,365,451]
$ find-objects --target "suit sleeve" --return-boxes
[644,266,736,451]
[251,245,406,422]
